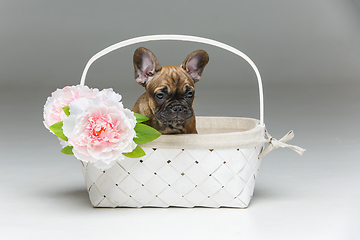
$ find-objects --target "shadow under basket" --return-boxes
[77,35,304,208]
[81,117,264,208]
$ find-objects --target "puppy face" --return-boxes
[133,47,209,134]
[147,66,195,128]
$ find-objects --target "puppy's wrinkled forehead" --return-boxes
[147,66,194,93]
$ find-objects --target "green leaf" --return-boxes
[123,145,146,158]
[49,121,68,141]
[134,113,149,123]
[133,123,161,145]
[61,146,74,155]
[62,106,70,117]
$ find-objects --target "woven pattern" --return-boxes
[81,145,263,208]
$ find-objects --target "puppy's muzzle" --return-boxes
[157,103,193,125]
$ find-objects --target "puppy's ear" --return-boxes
[133,47,162,86]
[181,50,209,83]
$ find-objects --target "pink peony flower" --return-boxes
[62,89,136,169]
[43,85,99,129]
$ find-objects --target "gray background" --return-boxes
[1,0,359,239]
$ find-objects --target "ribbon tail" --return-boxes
[258,144,274,159]
[285,143,306,156]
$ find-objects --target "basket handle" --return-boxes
[79,35,264,126]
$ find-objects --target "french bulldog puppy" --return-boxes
[132,47,209,134]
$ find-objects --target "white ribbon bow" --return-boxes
[258,130,306,159]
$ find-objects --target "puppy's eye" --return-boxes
[187,91,194,98]
[156,92,164,99]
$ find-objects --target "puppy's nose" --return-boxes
[171,105,184,112]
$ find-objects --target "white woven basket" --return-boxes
[79,35,304,208]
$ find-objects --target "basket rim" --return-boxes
[140,116,266,149]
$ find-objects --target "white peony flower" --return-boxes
[62,89,137,169]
